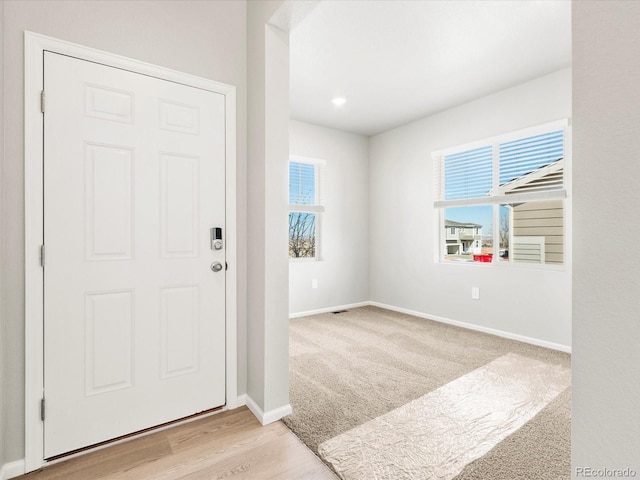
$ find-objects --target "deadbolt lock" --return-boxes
[210,227,223,250]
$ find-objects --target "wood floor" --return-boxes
[17,407,337,480]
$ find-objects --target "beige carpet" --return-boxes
[282,306,571,480]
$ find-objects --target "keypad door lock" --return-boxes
[210,227,223,250]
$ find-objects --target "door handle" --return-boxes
[210,262,223,273]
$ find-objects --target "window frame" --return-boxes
[288,155,325,261]
[432,119,570,270]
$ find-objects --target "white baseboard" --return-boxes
[1,459,25,480]
[262,403,293,424]
[236,393,247,407]
[245,395,293,425]
[289,300,571,352]
[289,301,370,319]
[369,301,572,353]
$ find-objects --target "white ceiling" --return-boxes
[290,0,571,137]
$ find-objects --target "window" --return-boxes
[433,120,568,266]
[289,158,324,259]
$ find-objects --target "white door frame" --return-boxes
[24,31,238,472]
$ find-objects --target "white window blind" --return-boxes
[433,120,569,267]
[444,146,493,201]
[434,123,567,208]
[289,160,324,213]
[498,130,564,190]
[289,162,315,205]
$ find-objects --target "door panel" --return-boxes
[43,52,226,458]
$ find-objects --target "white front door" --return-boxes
[43,52,227,458]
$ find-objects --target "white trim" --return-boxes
[437,256,566,272]
[289,256,322,263]
[0,460,26,480]
[368,302,572,353]
[236,394,248,407]
[289,154,327,166]
[434,189,566,208]
[261,403,293,425]
[245,395,262,422]
[24,31,238,472]
[24,31,46,473]
[563,124,573,276]
[288,204,325,213]
[245,396,293,426]
[289,301,571,351]
[289,301,371,319]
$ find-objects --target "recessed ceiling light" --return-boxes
[332,97,346,107]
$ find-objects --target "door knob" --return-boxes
[210,262,223,272]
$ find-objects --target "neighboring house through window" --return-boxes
[445,220,483,256]
[289,157,325,259]
[433,120,568,266]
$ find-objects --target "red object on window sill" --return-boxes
[473,254,493,263]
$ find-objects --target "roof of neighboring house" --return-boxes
[445,219,482,228]
[491,158,564,196]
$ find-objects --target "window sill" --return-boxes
[436,259,567,273]
[289,257,323,263]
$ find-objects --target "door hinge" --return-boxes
[40,91,45,113]
[41,398,45,421]
[40,245,45,267]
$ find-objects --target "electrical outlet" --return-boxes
[471,287,480,300]
[312,279,318,289]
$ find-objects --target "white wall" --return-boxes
[246,0,290,417]
[289,120,370,315]
[3,0,636,473]
[1,0,247,465]
[572,1,640,471]
[369,68,572,348]
[0,0,6,471]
